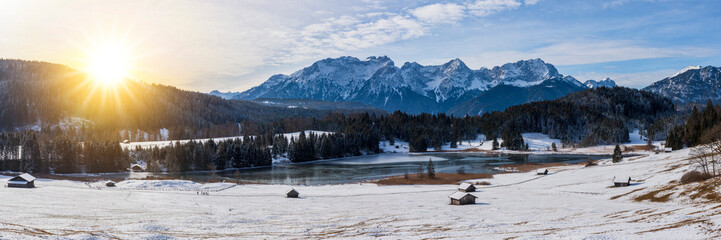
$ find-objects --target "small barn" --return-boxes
[7,173,36,188]
[458,182,476,192]
[105,181,116,187]
[613,176,632,187]
[536,168,549,175]
[286,188,299,198]
[449,192,477,205]
[664,148,673,153]
[131,164,144,172]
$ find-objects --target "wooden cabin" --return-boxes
[449,192,477,205]
[131,164,144,172]
[613,176,631,187]
[664,148,673,153]
[536,168,549,175]
[286,188,299,198]
[7,173,36,188]
[458,182,476,192]
[106,181,116,187]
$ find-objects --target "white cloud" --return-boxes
[466,0,522,17]
[274,0,527,64]
[525,0,541,5]
[461,39,717,68]
[410,3,466,23]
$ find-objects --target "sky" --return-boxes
[1,0,720,92]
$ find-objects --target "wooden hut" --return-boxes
[536,168,549,175]
[286,188,299,198]
[458,182,476,192]
[7,173,36,188]
[449,192,477,205]
[613,176,631,187]
[664,148,673,153]
[105,181,116,187]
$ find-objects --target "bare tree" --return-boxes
[416,164,425,179]
[690,144,719,176]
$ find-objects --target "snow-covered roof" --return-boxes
[613,176,631,183]
[287,188,298,194]
[458,182,474,190]
[449,192,476,200]
[536,168,548,173]
[10,173,36,182]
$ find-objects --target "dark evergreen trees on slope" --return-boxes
[409,135,428,152]
[476,87,674,147]
[501,126,524,151]
[666,100,721,150]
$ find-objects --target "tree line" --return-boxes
[666,100,721,150]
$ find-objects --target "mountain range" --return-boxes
[231,57,589,114]
[225,56,721,114]
[228,56,617,115]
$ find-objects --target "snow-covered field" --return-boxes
[1,145,719,239]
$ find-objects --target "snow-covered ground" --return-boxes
[1,145,719,239]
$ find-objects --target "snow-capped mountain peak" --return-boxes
[209,90,241,99]
[672,65,702,78]
[491,58,563,87]
[643,65,721,104]
[583,78,617,88]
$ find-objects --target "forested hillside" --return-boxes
[0,59,379,139]
[475,87,675,146]
[244,87,677,151]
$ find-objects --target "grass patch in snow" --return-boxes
[374,172,492,185]
[610,187,646,200]
[633,185,676,203]
[494,162,572,173]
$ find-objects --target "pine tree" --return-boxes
[492,139,499,150]
[613,144,623,163]
[427,158,435,179]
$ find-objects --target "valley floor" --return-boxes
[1,147,720,239]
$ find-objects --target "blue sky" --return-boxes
[1,0,720,91]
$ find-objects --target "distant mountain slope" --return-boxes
[584,78,617,88]
[643,66,721,104]
[477,87,675,145]
[448,77,588,116]
[252,98,385,113]
[209,90,241,99]
[0,59,374,131]
[234,56,581,113]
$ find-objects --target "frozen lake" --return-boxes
[122,153,609,185]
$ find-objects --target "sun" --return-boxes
[84,43,133,86]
